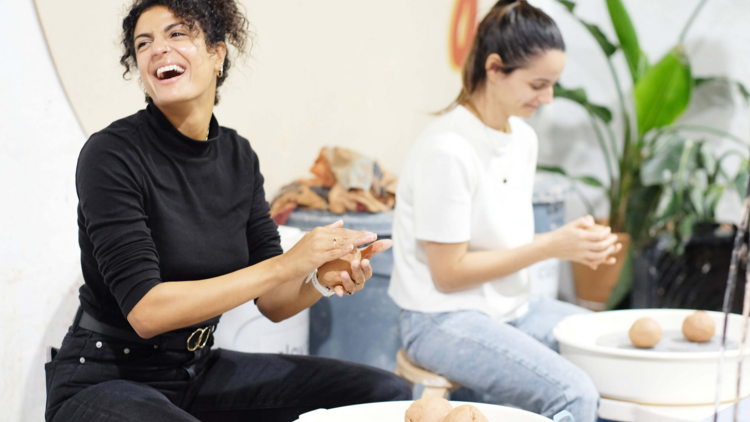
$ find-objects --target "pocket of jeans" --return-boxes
[44,361,56,396]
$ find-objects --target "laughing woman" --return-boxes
[389,1,621,421]
[44,1,410,421]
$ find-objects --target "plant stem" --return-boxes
[606,57,632,165]
[572,183,596,216]
[604,56,632,233]
[587,110,617,194]
[678,0,710,44]
[675,139,695,214]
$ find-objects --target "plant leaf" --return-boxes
[640,138,686,186]
[704,185,724,221]
[688,173,706,218]
[606,247,633,310]
[537,165,567,176]
[695,76,750,104]
[605,0,648,82]
[575,176,606,188]
[556,0,576,13]
[586,104,614,125]
[580,21,618,57]
[554,84,613,123]
[654,185,676,221]
[698,142,717,176]
[680,214,697,245]
[735,160,750,196]
[634,47,693,137]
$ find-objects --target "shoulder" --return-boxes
[78,112,145,166]
[418,109,479,164]
[509,117,538,143]
[219,126,258,161]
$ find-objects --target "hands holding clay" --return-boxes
[279,220,393,297]
[538,215,622,270]
[317,239,392,296]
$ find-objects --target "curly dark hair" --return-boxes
[120,0,251,105]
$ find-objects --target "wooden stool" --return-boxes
[394,349,460,399]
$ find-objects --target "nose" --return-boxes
[151,36,170,57]
[540,86,554,105]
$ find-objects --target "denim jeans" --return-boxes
[399,297,599,422]
[45,325,412,422]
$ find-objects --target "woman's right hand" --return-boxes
[539,215,622,270]
[278,220,378,282]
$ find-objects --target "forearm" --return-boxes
[434,237,552,293]
[256,274,322,323]
[128,254,287,338]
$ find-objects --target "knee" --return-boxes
[559,370,599,422]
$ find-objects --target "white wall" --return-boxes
[2,0,749,421]
[0,1,86,421]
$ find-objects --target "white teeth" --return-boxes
[156,65,185,79]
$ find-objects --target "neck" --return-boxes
[155,93,215,141]
[465,88,511,133]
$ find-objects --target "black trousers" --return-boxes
[45,325,412,421]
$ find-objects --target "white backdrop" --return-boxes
[2,0,749,421]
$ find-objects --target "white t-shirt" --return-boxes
[388,105,538,321]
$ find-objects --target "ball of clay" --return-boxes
[629,317,662,348]
[404,397,453,422]
[683,310,716,343]
[441,405,489,422]
[318,248,361,286]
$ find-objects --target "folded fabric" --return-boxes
[270,147,398,224]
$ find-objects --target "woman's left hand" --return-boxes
[320,239,393,297]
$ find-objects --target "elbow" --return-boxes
[432,274,457,294]
[127,307,161,339]
[256,297,288,323]
[265,314,287,324]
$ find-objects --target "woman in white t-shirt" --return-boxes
[389,1,621,420]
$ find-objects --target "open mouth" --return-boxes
[155,64,186,81]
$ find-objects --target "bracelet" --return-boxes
[305,269,335,297]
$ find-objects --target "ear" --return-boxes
[211,41,228,71]
[484,53,505,84]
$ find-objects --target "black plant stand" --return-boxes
[632,224,747,313]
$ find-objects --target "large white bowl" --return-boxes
[554,309,750,405]
[295,401,551,422]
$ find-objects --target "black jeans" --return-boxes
[45,325,412,421]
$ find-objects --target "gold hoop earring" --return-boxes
[144,90,150,99]
[217,66,224,78]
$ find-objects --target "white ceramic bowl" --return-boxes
[295,401,551,422]
[554,309,750,405]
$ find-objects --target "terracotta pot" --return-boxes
[572,233,631,311]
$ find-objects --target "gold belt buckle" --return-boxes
[187,326,212,352]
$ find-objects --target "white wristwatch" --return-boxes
[306,269,335,297]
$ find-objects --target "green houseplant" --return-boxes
[539,0,750,308]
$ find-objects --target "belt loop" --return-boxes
[72,307,84,329]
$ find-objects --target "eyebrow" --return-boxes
[134,22,185,42]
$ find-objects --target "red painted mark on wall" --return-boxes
[449,0,478,71]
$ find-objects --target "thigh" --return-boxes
[512,298,591,351]
[187,349,411,422]
[51,380,198,422]
[400,310,596,418]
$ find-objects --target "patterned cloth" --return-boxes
[270,147,397,224]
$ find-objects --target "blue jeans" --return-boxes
[399,298,599,422]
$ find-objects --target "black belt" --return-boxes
[77,311,214,352]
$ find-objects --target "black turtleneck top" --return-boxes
[76,105,282,330]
